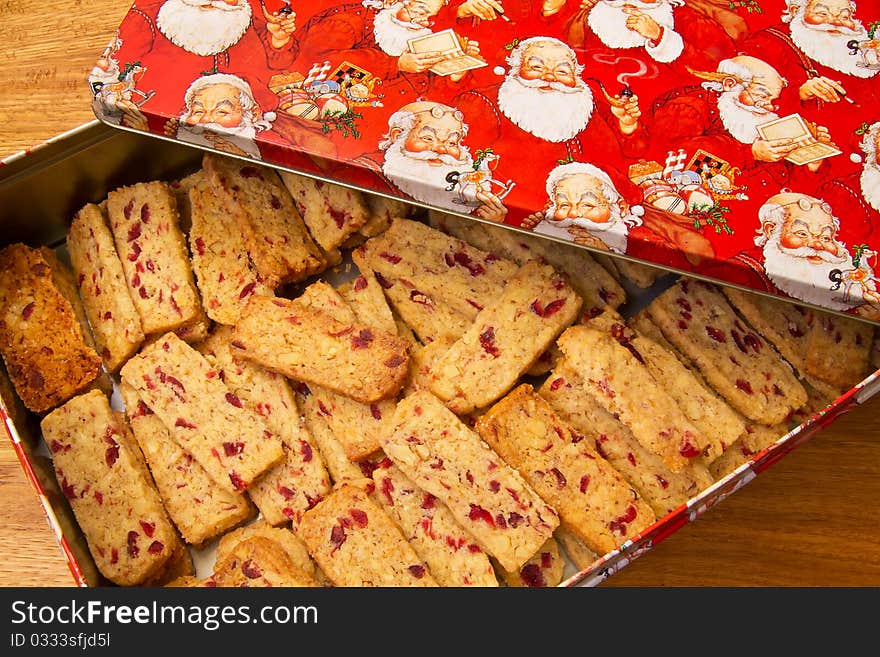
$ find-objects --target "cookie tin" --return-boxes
[3,121,879,587]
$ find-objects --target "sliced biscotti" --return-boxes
[0,243,103,413]
[231,295,410,404]
[67,203,145,372]
[719,288,846,401]
[371,460,498,587]
[188,176,274,325]
[383,391,560,572]
[203,154,325,288]
[804,311,873,390]
[359,217,519,321]
[299,483,438,586]
[721,287,812,370]
[538,359,712,516]
[476,385,655,556]
[370,273,472,344]
[427,259,582,414]
[709,422,789,480]
[40,390,178,586]
[557,325,710,474]
[495,537,565,588]
[105,181,203,336]
[606,320,745,462]
[361,194,412,238]
[646,279,807,425]
[555,527,599,572]
[197,326,330,526]
[402,338,455,397]
[216,521,327,586]
[168,169,205,232]
[297,383,393,462]
[279,171,370,252]
[288,282,396,462]
[142,540,195,587]
[337,248,399,335]
[120,332,284,494]
[211,536,319,587]
[432,210,627,312]
[120,382,255,545]
[295,382,375,487]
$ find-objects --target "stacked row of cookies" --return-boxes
[0,152,873,587]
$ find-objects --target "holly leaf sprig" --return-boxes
[318,110,363,139]
[691,202,734,235]
[728,0,762,13]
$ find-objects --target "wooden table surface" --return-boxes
[1,0,878,588]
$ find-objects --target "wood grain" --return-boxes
[1,0,878,587]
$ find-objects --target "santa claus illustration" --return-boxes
[522,162,644,253]
[520,161,715,267]
[781,0,877,81]
[858,121,880,213]
[700,191,877,312]
[345,100,508,221]
[450,36,648,224]
[647,55,836,251]
[553,0,737,82]
[295,0,478,86]
[814,120,880,245]
[168,73,274,159]
[110,0,298,113]
[741,1,878,140]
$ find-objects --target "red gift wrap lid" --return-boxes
[90,0,880,321]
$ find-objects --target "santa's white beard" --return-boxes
[177,121,262,159]
[717,88,778,144]
[498,75,594,143]
[372,6,431,56]
[382,140,474,210]
[537,211,629,253]
[763,236,856,310]
[588,1,675,49]
[157,0,252,57]
[789,12,876,78]
[861,164,880,213]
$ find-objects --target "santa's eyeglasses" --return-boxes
[412,106,465,122]
[779,197,834,215]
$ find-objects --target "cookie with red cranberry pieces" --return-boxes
[299,483,438,586]
[197,326,330,527]
[0,243,104,413]
[645,279,807,425]
[120,332,285,495]
[212,536,319,587]
[371,460,498,587]
[40,390,178,586]
[428,259,582,414]
[557,325,712,474]
[231,294,410,404]
[476,384,655,556]
[278,171,370,252]
[120,382,256,546]
[67,202,145,372]
[105,181,203,336]
[203,154,325,288]
[495,537,565,588]
[383,390,559,572]
[539,359,713,517]
[187,176,273,326]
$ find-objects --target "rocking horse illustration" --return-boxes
[444,148,516,207]
[92,61,155,109]
[829,244,880,306]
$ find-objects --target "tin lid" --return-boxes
[89,0,880,321]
